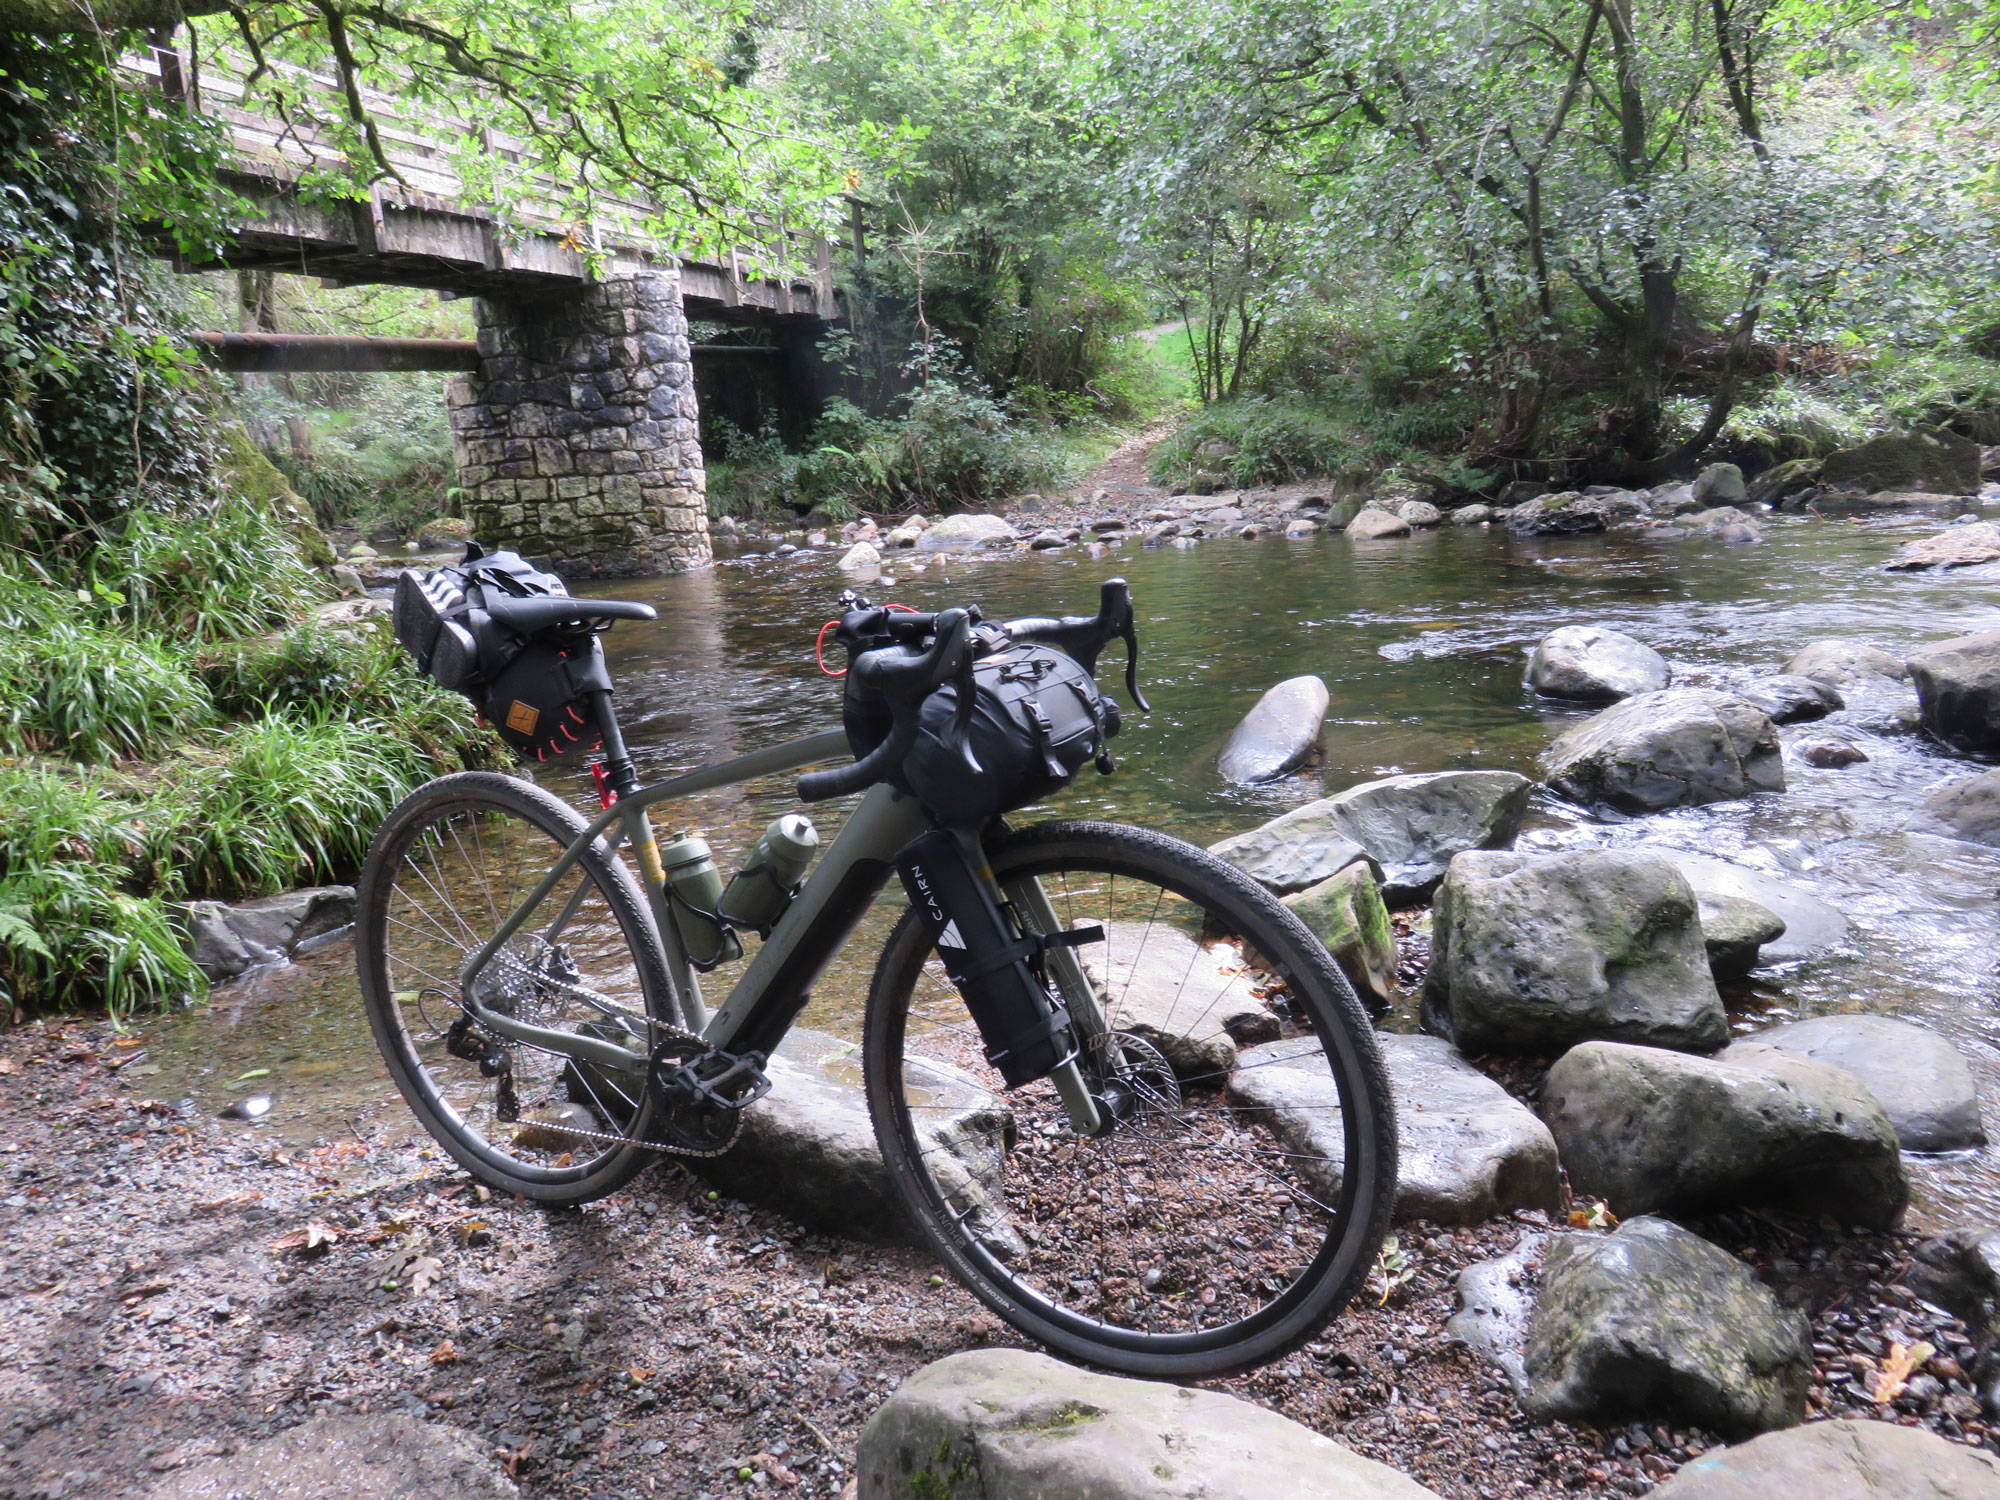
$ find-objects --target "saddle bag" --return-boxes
[392,544,607,759]
[903,642,1121,824]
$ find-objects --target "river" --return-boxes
[142,508,2000,1228]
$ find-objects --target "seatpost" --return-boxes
[588,688,642,802]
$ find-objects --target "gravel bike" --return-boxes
[356,576,1395,1377]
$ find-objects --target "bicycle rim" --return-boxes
[866,820,1395,1377]
[357,774,669,1199]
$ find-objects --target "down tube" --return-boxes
[701,784,930,1057]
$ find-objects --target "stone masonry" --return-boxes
[446,271,710,576]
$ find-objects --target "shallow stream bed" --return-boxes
[142,510,2000,1226]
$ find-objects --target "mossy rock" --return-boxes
[417,516,472,548]
[1281,862,1396,1011]
[216,424,336,569]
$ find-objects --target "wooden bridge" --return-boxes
[131,40,839,322]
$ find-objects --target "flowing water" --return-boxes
[140,508,2000,1227]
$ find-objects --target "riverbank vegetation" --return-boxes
[3,0,1998,1014]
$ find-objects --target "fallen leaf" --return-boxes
[269,1222,341,1256]
[1568,1199,1619,1231]
[234,1068,271,1081]
[429,1340,461,1365]
[407,1255,443,1296]
[749,1452,801,1488]
[1871,1339,1935,1404]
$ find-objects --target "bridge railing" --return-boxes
[127,42,837,319]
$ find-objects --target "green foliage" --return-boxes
[0,620,213,764]
[95,493,328,643]
[250,375,458,536]
[0,767,200,1018]
[1150,398,1357,488]
[145,715,435,899]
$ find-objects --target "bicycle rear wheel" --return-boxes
[864,819,1396,1378]
[355,771,675,1204]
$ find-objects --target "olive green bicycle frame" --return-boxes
[450,729,1107,1133]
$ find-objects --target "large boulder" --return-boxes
[1227,1034,1562,1225]
[1280,863,1397,1011]
[1210,769,1529,900]
[147,1413,516,1500]
[1699,892,1786,979]
[1079,925,1250,1080]
[1425,850,1725,1055]
[1907,632,2000,752]
[1732,673,1842,724]
[1914,768,2000,846]
[1740,1014,1985,1152]
[1346,507,1412,540]
[1506,491,1609,536]
[1783,638,1910,689]
[1693,462,1748,504]
[180,886,357,983]
[1887,520,2000,571]
[916,513,1018,551]
[1540,1040,1908,1227]
[1397,499,1443,528]
[1543,689,1784,813]
[1451,503,1493,526]
[688,1029,1011,1247]
[1523,1218,1812,1438]
[1744,456,1822,508]
[1649,1418,2000,1499]
[1216,675,1329,783]
[1819,429,1982,496]
[1527,624,1670,701]
[1445,1234,1543,1398]
[854,1349,1445,1500]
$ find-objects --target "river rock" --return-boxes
[1507,491,1609,535]
[1540,1040,1908,1226]
[1445,1233,1543,1397]
[182,886,357,982]
[1227,1034,1561,1225]
[839,541,882,572]
[883,524,921,548]
[1648,1418,2000,1499]
[855,1348,1445,1500]
[1079,925,1246,1081]
[1820,429,1982,496]
[1662,852,1847,964]
[1908,632,2000,752]
[1527,624,1670,701]
[1914,768,2000,846]
[1217,675,1330,783]
[688,1029,1012,1247]
[916,513,1017,551]
[1543,689,1785,813]
[1523,1217,1811,1438]
[1652,481,1701,515]
[1740,1014,1985,1151]
[1426,851,1725,1055]
[1816,489,1980,515]
[1027,529,1067,550]
[1451,503,1493,526]
[1694,462,1749,504]
[1284,517,1320,537]
[1798,736,1869,768]
[1745,456,1823,508]
[1888,521,2000,571]
[1733,673,1841,724]
[1687,505,1756,531]
[1347,507,1411,540]
[1223,769,1532,904]
[1281,863,1396,1011]
[1701,892,1786,978]
[330,563,367,594]
[1397,500,1442,528]
[147,1413,516,1500]
[1783,637,1910,688]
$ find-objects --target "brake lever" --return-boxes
[942,644,981,771]
[1122,615,1150,713]
[1097,578,1150,713]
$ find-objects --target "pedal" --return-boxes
[652,1040,772,1114]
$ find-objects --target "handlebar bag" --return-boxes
[391,544,605,758]
[904,644,1121,823]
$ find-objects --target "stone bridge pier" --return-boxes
[446,271,710,576]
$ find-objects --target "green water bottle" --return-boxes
[658,833,744,970]
[718,814,820,935]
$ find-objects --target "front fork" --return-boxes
[996,853,1106,1138]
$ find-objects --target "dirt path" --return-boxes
[1,1006,1986,1499]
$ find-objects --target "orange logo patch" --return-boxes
[505,701,540,735]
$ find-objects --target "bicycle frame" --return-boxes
[449,726,1108,1132]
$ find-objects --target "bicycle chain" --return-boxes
[455,953,747,1159]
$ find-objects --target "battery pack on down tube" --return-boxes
[895,829,1085,1088]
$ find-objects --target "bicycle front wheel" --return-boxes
[865,819,1396,1378]
[355,771,675,1205]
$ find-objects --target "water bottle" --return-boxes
[657,834,743,970]
[718,814,820,935]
